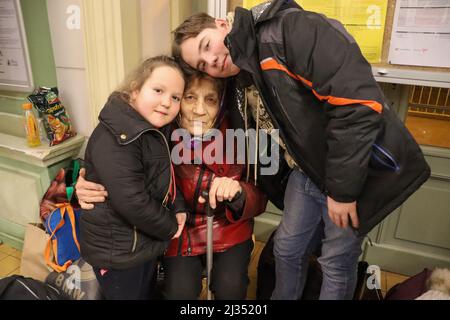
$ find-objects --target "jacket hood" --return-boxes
[251,0,301,25]
[225,8,258,74]
[225,1,301,74]
[98,92,157,145]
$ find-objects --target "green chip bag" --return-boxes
[28,87,76,146]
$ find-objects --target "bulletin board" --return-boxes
[227,0,450,74]
[0,0,34,92]
[375,0,450,72]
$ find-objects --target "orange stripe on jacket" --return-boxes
[260,58,382,113]
[260,58,313,87]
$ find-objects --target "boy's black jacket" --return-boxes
[226,0,430,235]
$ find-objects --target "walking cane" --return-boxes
[201,190,214,300]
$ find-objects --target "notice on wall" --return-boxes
[0,0,33,91]
[242,0,388,63]
[388,0,450,68]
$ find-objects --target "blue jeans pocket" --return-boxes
[304,175,326,204]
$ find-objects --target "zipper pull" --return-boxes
[162,194,169,208]
[187,247,192,255]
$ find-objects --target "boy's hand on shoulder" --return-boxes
[327,197,359,229]
[75,168,108,210]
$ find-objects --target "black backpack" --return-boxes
[257,230,323,300]
[0,275,63,300]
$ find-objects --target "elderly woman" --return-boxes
[76,71,267,300]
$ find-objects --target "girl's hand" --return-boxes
[172,212,187,239]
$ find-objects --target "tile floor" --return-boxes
[0,242,22,278]
[1,241,409,299]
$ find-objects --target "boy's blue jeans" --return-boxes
[271,169,365,300]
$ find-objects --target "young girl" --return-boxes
[79,56,188,300]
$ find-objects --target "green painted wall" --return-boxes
[20,0,57,88]
[0,0,57,116]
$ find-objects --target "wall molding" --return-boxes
[0,217,25,250]
[81,0,141,126]
[363,242,450,276]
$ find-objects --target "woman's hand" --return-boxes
[75,168,108,210]
[198,177,242,209]
[172,212,187,239]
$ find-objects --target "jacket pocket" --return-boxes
[144,157,170,199]
[369,143,399,172]
[272,86,298,131]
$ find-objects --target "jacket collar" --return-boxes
[225,1,300,75]
[225,7,259,74]
[98,93,158,145]
[251,0,299,25]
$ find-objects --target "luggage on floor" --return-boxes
[44,203,81,272]
[45,258,103,300]
[256,229,323,300]
[384,268,432,300]
[20,223,53,282]
[256,230,276,300]
[0,275,62,300]
[41,159,82,272]
[256,229,383,300]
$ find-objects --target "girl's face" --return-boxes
[179,78,220,136]
[130,66,185,128]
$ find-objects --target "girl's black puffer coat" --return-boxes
[80,93,186,269]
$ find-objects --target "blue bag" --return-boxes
[44,204,81,272]
[43,160,82,272]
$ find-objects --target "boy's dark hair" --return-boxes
[172,13,216,59]
[116,55,184,103]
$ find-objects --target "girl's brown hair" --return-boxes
[116,55,185,103]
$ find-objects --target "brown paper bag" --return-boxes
[20,223,53,281]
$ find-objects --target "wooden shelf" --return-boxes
[0,132,85,167]
[373,67,450,88]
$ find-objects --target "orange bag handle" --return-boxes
[44,203,80,272]
[63,204,81,252]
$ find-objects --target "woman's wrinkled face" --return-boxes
[179,78,220,136]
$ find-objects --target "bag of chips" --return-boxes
[28,87,76,146]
